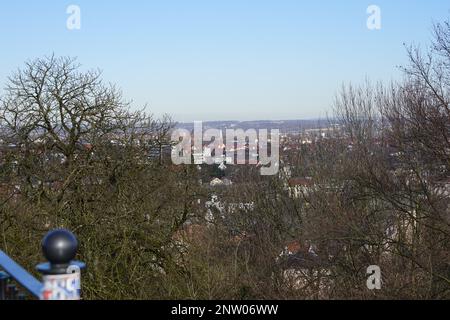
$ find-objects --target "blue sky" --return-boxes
[0,1,449,121]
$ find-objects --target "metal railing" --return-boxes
[0,229,85,300]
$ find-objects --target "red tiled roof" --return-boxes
[286,240,302,254]
[288,177,313,187]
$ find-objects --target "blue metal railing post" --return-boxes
[36,229,86,300]
[0,229,85,300]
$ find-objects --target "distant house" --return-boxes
[209,178,232,187]
[287,177,314,198]
[433,177,450,197]
[278,240,331,295]
[204,194,254,223]
[221,178,232,186]
[210,178,224,187]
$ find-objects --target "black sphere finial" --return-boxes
[41,229,78,265]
